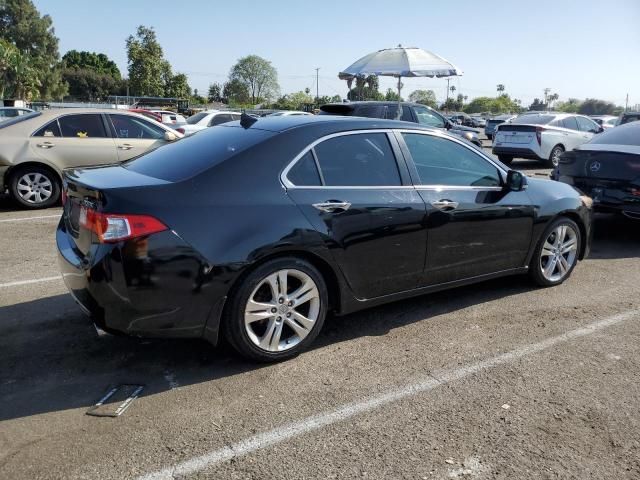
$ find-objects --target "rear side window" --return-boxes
[287,151,322,186]
[353,105,384,118]
[58,114,107,138]
[124,126,274,181]
[384,105,414,122]
[209,114,234,126]
[109,114,165,139]
[576,116,599,132]
[413,106,446,128]
[186,112,209,125]
[589,123,640,146]
[561,116,579,130]
[312,133,401,186]
[33,120,61,137]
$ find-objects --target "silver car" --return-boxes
[0,109,182,208]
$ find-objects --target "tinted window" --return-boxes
[58,114,106,138]
[33,120,61,137]
[313,133,400,186]
[287,151,321,186]
[512,115,555,125]
[589,123,640,146]
[413,106,445,128]
[125,126,274,181]
[353,105,384,118]
[620,114,640,125]
[384,105,413,122]
[109,115,165,139]
[186,112,209,125]
[402,133,500,187]
[561,116,579,130]
[576,116,598,132]
[209,114,233,126]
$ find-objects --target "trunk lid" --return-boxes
[495,124,536,145]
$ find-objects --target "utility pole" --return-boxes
[446,78,450,112]
[315,68,320,104]
[625,93,629,111]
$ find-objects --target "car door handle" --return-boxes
[312,201,351,213]
[118,144,133,150]
[431,199,459,211]
[37,142,55,149]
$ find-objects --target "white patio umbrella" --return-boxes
[338,45,463,119]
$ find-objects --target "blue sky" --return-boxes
[34,0,640,107]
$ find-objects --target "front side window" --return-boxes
[186,112,209,125]
[312,133,401,186]
[402,133,501,187]
[58,114,106,138]
[576,116,599,133]
[209,114,233,126]
[109,115,165,139]
[413,106,445,128]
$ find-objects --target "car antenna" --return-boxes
[240,112,258,129]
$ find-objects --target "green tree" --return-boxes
[0,0,67,99]
[384,88,401,101]
[208,82,223,102]
[126,25,172,96]
[60,50,122,100]
[165,72,190,98]
[347,75,383,101]
[528,98,547,111]
[62,50,121,78]
[556,98,581,113]
[223,78,250,104]
[229,54,279,104]
[463,95,521,114]
[272,90,314,110]
[408,89,437,108]
[578,98,617,115]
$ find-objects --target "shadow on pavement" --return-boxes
[589,213,640,260]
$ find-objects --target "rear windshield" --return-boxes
[186,112,209,124]
[589,123,640,146]
[124,125,274,181]
[511,114,555,125]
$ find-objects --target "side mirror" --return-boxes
[445,121,452,130]
[164,131,178,142]
[506,170,527,192]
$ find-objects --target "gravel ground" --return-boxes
[1,141,639,479]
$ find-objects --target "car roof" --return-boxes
[222,114,437,134]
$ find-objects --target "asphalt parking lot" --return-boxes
[1,140,639,479]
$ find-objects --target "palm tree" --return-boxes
[450,85,456,95]
[548,93,559,110]
[496,84,505,95]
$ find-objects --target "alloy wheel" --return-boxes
[244,268,320,353]
[16,172,53,204]
[539,224,578,282]
[551,147,563,167]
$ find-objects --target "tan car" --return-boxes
[0,109,182,209]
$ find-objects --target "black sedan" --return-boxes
[554,121,640,220]
[57,115,592,362]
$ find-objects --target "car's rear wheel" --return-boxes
[224,257,328,362]
[548,145,564,168]
[498,155,513,165]
[9,165,61,209]
[529,217,581,287]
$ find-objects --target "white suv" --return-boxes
[492,112,603,167]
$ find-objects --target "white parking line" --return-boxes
[0,276,61,288]
[0,214,60,223]
[137,308,640,480]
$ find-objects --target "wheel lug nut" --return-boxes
[288,301,293,306]
[278,298,284,304]
[271,307,277,313]
[286,312,291,318]
[276,316,282,321]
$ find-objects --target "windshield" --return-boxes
[186,112,209,125]
[124,125,274,181]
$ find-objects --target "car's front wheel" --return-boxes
[224,257,328,362]
[498,155,513,165]
[530,217,581,287]
[9,165,61,209]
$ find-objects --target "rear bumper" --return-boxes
[56,220,229,342]
[492,146,543,160]
[559,176,640,218]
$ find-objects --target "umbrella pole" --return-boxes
[396,76,402,120]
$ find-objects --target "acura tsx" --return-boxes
[57,115,592,361]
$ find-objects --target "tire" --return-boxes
[487,134,492,140]
[9,165,61,209]
[223,257,328,362]
[529,217,581,287]
[548,145,564,168]
[498,155,513,165]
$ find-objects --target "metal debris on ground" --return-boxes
[86,384,144,417]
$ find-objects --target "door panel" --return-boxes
[288,188,427,298]
[418,188,534,285]
[108,114,169,161]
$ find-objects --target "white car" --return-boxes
[150,110,187,125]
[0,107,34,122]
[590,115,618,130]
[177,110,242,136]
[267,111,313,116]
[492,112,603,167]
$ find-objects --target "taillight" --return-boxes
[536,126,546,146]
[61,186,67,205]
[176,128,185,135]
[80,207,168,243]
